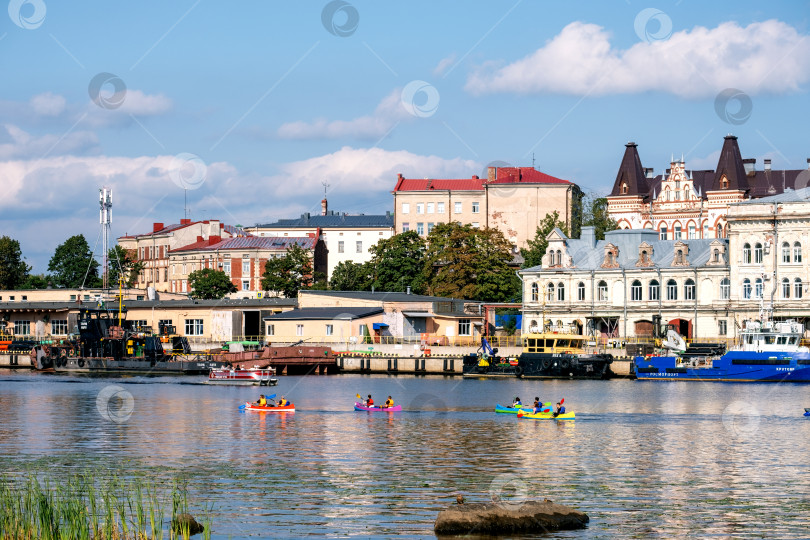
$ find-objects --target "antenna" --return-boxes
[184,188,188,220]
[99,187,112,289]
[532,153,535,168]
[322,181,329,197]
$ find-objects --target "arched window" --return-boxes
[713,249,720,263]
[782,278,791,299]
[782,242,791,263]
[754,243,763,264]
[666,279,678,300]
[742,243,751,264]
[673,225,682,240]
[577,282,586,301]
[621,182,628,194]
[720,278,730,299]
[557,250,563,266]
[793,242,802,263]
[688,223,695,239]
[631,280,642,301]
[597,281,608,302]
[684,279,695,300]
[703,222,709,238]
[557,282,565,301]
[717,223,724,238]
[755,278,763,299]
[531,283,539,302]
[649,279,660,301]
[660,226,667,240]
[742,278,751,299]
[546,282,555,302]
[795,278,804,299]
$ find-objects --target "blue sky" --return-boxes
[2,1,809,273]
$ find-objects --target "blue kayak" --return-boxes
[495,403,552,414]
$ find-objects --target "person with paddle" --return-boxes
[532,397,543,414]
[256,395,267,406]
[512,396,522,408]
[277,396,288,407]
[383,396,394,409]
[553,399,565,418]
[365,394,375,407]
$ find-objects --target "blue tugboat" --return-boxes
[634,307,810,382]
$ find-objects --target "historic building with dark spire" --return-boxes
[607,135,810,241]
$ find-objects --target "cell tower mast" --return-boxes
[100,187,112,289]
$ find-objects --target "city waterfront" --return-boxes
[1,371,809,538]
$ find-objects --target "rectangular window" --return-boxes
[718,320,727,336]
[458,319,471,336]
[242,280,250,291]
[426,202,434,213]
[577,283,585,301]
[454,202,462,214]
[326,324,333,336]
[402,222,410,232]
[223,261,230,275]
[401,203,410,214]
[688,225,695,239]
[437,202,445,213]
[356,241,362,253]
[296,324,304,336]
[417,223,424,235]
[471,222,480,229]
[472,201,480,214]
[158,319,173,333]
[242,258,250,275]
[673,226,682,240]
[338,241,344,253]
[51,319,68,335]
[267,324,274,336]
[14,321,29,335]
[185,319,204,336]
[427,223,435,233]
[416,203,424,214]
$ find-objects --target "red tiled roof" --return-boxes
[393,167,570,192]
[488,167,571,185]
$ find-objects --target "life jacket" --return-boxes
[258,397,266,406]
[278,398,287,406]
[367,398,374,406]
[385,399,394,407]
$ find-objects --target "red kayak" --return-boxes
[354,402,401,412]
[242,402,295,412]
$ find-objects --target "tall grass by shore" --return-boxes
[0,474,211,540]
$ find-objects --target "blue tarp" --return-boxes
[372,322,389,330]
[495,314,522,329]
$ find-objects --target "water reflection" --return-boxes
[1,371,809,538]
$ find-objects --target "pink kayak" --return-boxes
[354,402,402,412]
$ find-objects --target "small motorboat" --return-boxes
[354,402,402,412]
[804,407,810,417]
[495,403,552,414]
[242,401,295,412]
[517,410,575,420]
[207,367,278,386]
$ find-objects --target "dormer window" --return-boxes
[621,182,628,194]
[721,176,729,189]
[602,244,619,268]
[673,241,690,266]
[636,242,654,267]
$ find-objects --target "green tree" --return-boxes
[261,244,313,298]
[423,223,520,302]
[107,245,145,288]
[20,274,50,289]
[368,231,426,293]
[48,234,100,288]
[520,211,569,269]
[582,194,618,240]
[187,268,237,299]
[0,236,30,290]
[329,261,373,291]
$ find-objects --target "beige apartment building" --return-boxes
[392,166,581,250]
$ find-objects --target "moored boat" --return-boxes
[207,367,278,386]
[634,310,810,382]
[242,402,295,412]
[354,402,402,412]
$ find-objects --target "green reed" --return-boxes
[0,473,210,540]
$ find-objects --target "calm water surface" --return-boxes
[1,370,809,539]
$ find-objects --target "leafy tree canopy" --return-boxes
[0,236,31,290]
[107,245,145,288]
[187,268,237,299]
[48,234,100,288]
[329,261,373,291]
[20,274,50,290]
[582,194,618,240]
[520,211,568,269]
[368,231,426,293]
[260,244,313,298]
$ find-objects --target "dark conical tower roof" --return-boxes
[610,142,648,197]
[711,135,748,191]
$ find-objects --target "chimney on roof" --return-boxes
[764,159,771,171]
[742,158,756,174]
[807,158,810,169]
[180,218,191,225]
[488,167,496,181]
[472,175,479,180]
[196,235,203,242]
[153,222,164,232]
[321,198,328,216]
[644,168,654,179]
[397,173,403,182]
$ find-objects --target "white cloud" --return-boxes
[433,53,457,77]
[277,89,409,140]
[0,124,99,160]
[30,92,67,117]
[687,150,721,170]
[466,20,810,98]
[84,90,173,128]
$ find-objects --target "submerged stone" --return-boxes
[171,513,205,536]
[434,500,589,535]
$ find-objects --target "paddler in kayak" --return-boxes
[277,396,288,407]
[383,396,394,409]
[256,395,267,406]
[532,397,542,414]
[365,394,375,407]
[553,401,564,417]
[512,396,522,408]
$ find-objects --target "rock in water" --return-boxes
[434,500,588,535]
[171,513,205,536]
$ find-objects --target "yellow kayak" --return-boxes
[517,410,575,420]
